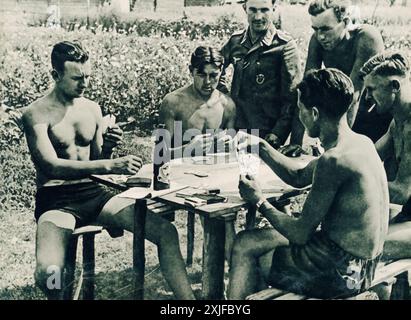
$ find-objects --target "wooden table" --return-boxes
[92,154,312,300]
[131,154,311,300]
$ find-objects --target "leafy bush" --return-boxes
[30,13,244,40]
[0,28,230,134]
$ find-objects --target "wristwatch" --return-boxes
[255,198,267,211]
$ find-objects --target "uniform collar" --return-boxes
[241,22,277,48]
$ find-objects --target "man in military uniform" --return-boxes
[219,0,302,156]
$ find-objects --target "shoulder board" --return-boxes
[276,30,293,43]
[230,29,246,38]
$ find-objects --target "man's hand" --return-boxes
[102,124,123,152]
[238,174,264,205]
[235,131,262,154]
[189,133,213,156]
[110,155,143,175]
[264,133,282,149]
[278,144,307,158]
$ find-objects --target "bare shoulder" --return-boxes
[161,86,189,111]
[316,149,339,170]
[355,24,383,46]
[80,97,101,118]
[22,96,51,128]
[334,134,377,167]
[219,91,235,111]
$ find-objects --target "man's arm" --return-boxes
[258,154,341,244]
[388,122,411,204]
[89,103,113,160]
[217,39,231,95]
[22,110,113,179]
[271,39,302,146]
[259,138,317,188]
[347,26,384,125]
[375,120,395,162]
[222,96,237,130]
[287,35,323,148]
[304,34,323,73]
[159,95,186,159]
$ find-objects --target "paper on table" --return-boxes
[117,183,188,199]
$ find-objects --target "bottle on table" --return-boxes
[153,124,171,190]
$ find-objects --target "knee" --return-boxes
[34,262,64,292]
[232,230,253,257]
[157,220,179,244]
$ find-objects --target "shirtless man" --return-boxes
[229,68,388,299]
[289,0,387,149]
[360,52,411,260]
[159,46,236,158]
[22,41,195,300]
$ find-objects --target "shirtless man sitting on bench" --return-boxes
[22,41,195,300]
[229,68,389,299]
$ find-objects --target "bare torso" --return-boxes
[160,85,236,146]
[25,94,100,186]
[320,133,389,259]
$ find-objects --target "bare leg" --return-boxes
[225,220,236,265]
[98,197,195,300]
[383,221,411,260]
[35,211,76,299]
[227,228,288,300]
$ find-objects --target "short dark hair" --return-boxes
[308,0,351,22]
[189,46,224,73]
[360,52,410,80]
[297,68,354,119]
[243,0,277,4]
[51,41,89,74]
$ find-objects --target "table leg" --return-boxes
[202,216,226,300]
[133,199,146,300]
[245,205,257,230]
[187,211,195,266]
[82,233,95,300]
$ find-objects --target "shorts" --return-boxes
[268,231,380,299]
[34,182,115,227]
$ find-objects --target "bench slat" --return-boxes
[72,225,103,236]
[372,259,411,287]
[273,292,307,300]
[246,288,286,300]
[246,259,411,300]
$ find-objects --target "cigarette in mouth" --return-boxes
[368,104,376,113]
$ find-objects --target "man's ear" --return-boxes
[51,69,60,81]
[312,107,320,121]
[242,2,247,12]
[392,79,401,93]
[189,65,194,75]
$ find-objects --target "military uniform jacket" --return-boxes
[219,23,301,143]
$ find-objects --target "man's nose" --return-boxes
[254,10,263,20]
[317,31,326,41]
[79,77,87,87]
[204,76,211,84]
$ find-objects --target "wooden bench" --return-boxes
[246,259,411,300]
[63,199,177,300]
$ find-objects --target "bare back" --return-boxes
[320,133,389,259]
